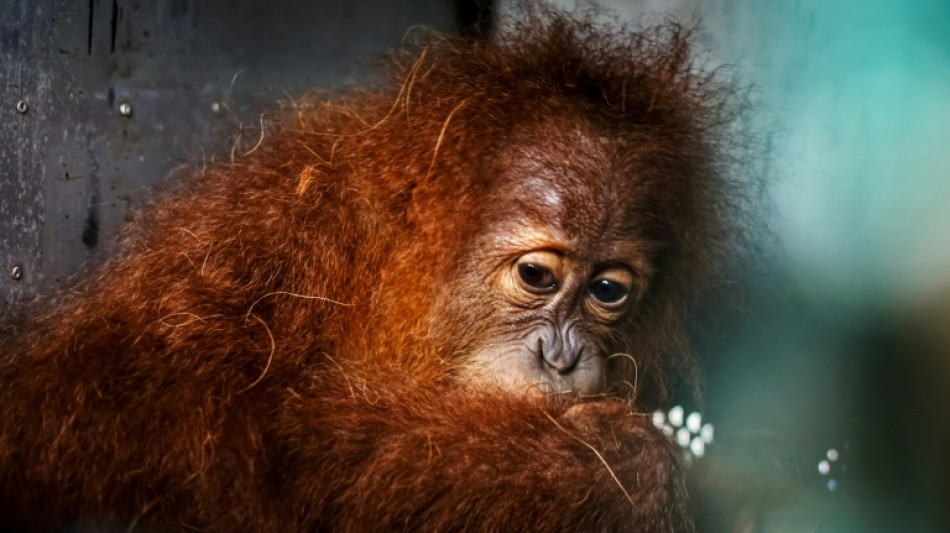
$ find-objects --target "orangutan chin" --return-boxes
[0,8,744,532]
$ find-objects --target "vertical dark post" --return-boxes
[455,0,494,39]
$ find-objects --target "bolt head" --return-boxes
[15,100,28,114]
[9,265,23,281]
[118,101,133,116]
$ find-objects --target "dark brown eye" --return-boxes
[511,250,562,295]
[518,263,555,290]
[589,279,628,305]
[587,266,634,309]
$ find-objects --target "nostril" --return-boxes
[559,346,582,375]
[539,343,581,375]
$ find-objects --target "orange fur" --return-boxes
[0,8,746,531]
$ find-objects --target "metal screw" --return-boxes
[211,101,223,114]
[15,100,28,114]
[118,101,133,117]
[9,265,23,281]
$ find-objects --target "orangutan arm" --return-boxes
[268,370,693,533]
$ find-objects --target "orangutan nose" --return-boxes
[538,337,581,374]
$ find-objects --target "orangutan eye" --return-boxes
[518,263,555,289]
[513,251,562,294]
[589,279,628,304]
[588,267,634,309]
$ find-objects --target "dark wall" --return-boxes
[0,0,488,310]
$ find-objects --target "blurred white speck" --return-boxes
[827,448,839,462]
[700,423,714,444]
[827,478,838,492]
[676,428,690,447]
[689,437,705,458]
[818,459,831,475]
[652,410,665,428]
[686,412,702,433]
[661,424,674,437]
[668,405,684,427]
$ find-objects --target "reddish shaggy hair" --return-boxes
[0,7,746,531]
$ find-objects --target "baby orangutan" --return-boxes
[0,10,741,532]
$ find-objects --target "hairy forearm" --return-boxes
[271,370,692,532]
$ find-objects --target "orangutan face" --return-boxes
[433,123,656,396]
